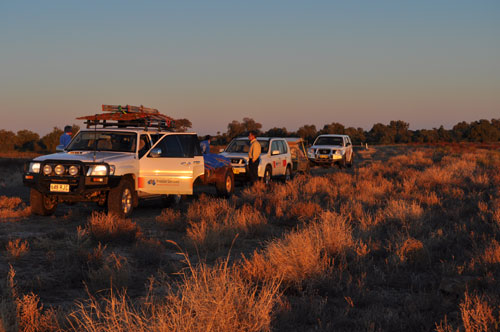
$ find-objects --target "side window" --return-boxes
[271,141,280,154]
[177,134,202,158]
[150,134,164,145]
[278,140,288,154]
[152,135,184,158]
[138,134,152,159]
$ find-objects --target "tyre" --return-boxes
[347,152,354,168]
[216,169,235,197]
[262,166,272,185]
[339,155,347,168]
[30,188,57,216]
[283,165,292,183]
[108,179,134,218]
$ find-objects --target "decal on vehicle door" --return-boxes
[273,161,276,168]
[283,160,286,167]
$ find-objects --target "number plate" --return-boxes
[233,168,245,174]
[50,183,70,192]
[319,155,329,159]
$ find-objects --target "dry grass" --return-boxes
[185,196,267,251]
[243,211,353,285]
[0,196,30,221]
[68,254,281,332]
[2,145,500,332]
[5,239,30,260]
[85,212,142,244]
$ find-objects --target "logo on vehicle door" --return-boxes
[148,179,156,186]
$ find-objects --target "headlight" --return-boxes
[43,165,52,175]
[54,164,65,176]
[29,162,41,173]
[87,165,108,176]
[68,165,79,176]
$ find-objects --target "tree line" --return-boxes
[1,118,499,153]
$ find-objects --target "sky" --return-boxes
[1,0,499,136]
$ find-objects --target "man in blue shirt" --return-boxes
[200,135,211,154]
[60,125,72,148]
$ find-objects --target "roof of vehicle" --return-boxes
[77,128,196,135]
[285,137,304,143]
[316,134,349,137]
[77,104,176,131]
[233,136,287,141]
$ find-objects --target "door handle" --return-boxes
[193,161,201,164]
[181,162,192,166]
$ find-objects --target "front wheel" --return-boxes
[262,166,272,185]
[30,189,57,216]
[108,179,134,218]
[347,153,354,168]
[216,169,235,197]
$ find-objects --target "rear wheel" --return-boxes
[216,169,235,197]
[263,166,272,185]
[30,189,57,216]
[283,165,292,183]
[108,179,134,218]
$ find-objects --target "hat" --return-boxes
[64,125,72,133]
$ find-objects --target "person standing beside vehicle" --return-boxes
[60,125,72,148]
[248,131,261,183]
[200,135,211,154]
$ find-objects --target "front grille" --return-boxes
[318,149,331,154]
[231,158,246,165]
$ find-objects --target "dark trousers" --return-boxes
[248,159,259,183]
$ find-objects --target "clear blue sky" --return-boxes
[1,0,499,135]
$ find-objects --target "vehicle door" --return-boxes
[279,140,291,174]
[269,140,282,175]
[345,137,353,161]
[138,134,195,195]
[177,134,204,182]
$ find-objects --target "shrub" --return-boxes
[87,252,131,292]
[243,212,353,285]
[155,208,183,231]
[0,196,30,221]
[85,212,141,244]
[5,239,29,260]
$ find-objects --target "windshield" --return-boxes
[314,136,344,146]
[66,131,137,152]
[224,139,269,154]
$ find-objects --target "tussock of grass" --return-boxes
[85,212,141,244]
[243,212,353,285]
[0,196,30,221]
[5,239,29,260]
[69,255,281,332]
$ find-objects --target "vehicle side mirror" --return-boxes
[219,148,224,153]
[150,148,162,158]
[272,150,280,155]
[346,142,351,146]
[56,145,65,152]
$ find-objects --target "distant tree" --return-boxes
[173,118,192,132]
[436,125,452,142]
[264,127,288,137]
[451,121,470,141]
[226,118,262,138]
[319,122,345,135]
[40,127,64,152]
[468,119,500,142]
[368,123,393,144]
[344,127,366,145]
[0,130,16,152]
[15,130,40,151]
[297,124,317,144]
[389,120,411,143]
[242,117,262,134]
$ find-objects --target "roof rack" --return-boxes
[77,105,176,131]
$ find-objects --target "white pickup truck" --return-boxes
[23,106,234,217]
[307,134,354,167]
[220,137,293,184]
